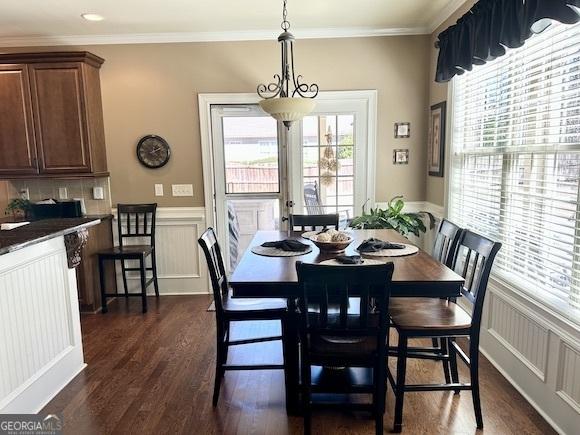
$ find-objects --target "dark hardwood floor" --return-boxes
[43,295,556,434]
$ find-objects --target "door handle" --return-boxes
[281,216,289,222]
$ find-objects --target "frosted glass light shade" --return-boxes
[259,97,316,124]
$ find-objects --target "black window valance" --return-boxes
[435,0,580,82]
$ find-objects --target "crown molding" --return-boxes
[0,26,432,47]
[428,0,469,33]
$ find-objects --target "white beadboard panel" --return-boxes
[113,207,209,295]
[487,292,549,381]
[557,341,580,414]
[0,237,85,413]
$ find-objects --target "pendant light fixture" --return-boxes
[257,0,318,129]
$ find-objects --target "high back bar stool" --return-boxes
[296,261,394,435]
[98,203,159,313]
[198,228,289,407]
[387,230,501,432]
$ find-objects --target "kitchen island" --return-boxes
[0,218,100,413]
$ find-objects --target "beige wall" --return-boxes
[2,35,430,209]
[426,0,475,206]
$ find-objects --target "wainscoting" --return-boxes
[112,207,209,295]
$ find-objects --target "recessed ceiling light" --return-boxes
[81,13,104,22]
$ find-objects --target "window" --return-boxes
[301,114,355,218]
[449,21,580,316]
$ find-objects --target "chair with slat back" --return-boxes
[296,261,394,435]
[198,228,289,407]
[289,213,339,232]
[97,203,159,313]
[427,218,464,375]
[432,218,463,267]
[388,229,501,432]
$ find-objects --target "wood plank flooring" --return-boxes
[42,295,556,434]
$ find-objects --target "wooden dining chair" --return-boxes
[427,218,463,377]
[387,230,501,432]
[296,261,394,435]
[198,228,289,406]
[289,213,339,231]
[98,203,159,314]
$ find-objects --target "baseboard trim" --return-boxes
[478,346,566,435]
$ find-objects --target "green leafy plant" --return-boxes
[5,198,32,218]
[349,196,436,237]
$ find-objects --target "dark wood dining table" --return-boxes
[229,229,465,414]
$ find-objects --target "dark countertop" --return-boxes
[0,217,101,256]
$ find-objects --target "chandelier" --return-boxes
[257,0,318,129]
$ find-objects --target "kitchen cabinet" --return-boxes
[0,52,108,178]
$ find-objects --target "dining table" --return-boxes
[229,228,465,414]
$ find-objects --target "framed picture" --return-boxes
[428,102,446,177]
[394,122,410,138]
[393,149,409,165]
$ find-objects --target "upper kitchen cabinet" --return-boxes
[0,52,108,178]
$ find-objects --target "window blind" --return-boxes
[449,21,580,314]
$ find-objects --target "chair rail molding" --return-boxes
[112,206,210,295]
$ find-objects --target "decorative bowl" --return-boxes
[311,236,354,253]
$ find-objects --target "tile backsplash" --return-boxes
[6,177,112,215]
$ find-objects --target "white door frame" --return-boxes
[198,90,377,233]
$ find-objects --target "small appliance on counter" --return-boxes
[30,199,84,220]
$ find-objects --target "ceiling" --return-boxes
[0,0,466,46]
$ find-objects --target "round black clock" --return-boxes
[136,135,171,169]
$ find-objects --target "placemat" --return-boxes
[358,244,419,257]
[318,258,384,266]
[251,245,313,257]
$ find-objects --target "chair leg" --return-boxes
[375,357,386,435]
[139,257,148,313]
[121,259,129,296]
[213,324,225,407]
[393,335,408,433]
[99,257,108,314]
[448,338,460,394]
[302,349,312,435]
[151,252,160,297]
[222,320,230,366]
[470,340,484,429]
[431,337,439,349]
[440,336,451,384]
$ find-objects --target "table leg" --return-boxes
[283,297,301,415]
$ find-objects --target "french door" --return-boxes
[207,91,376,271]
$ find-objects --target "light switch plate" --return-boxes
[93,186,104,200]
[172,184,194,197]
[58,187,68,199]
[154,184,164,196]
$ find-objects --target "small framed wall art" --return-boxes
[428,102,446,177]
[394,122,410,138]
[393,149,409,165]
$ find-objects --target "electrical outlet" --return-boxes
[154,184,164,196]
[58,187,68,199]
[93,186,104,200]
[172,184,193,197]
[20,188,29,200]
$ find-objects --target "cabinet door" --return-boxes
[29,63,92,174]
[0,65,38,175]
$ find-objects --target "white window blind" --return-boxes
[449,21,580,315]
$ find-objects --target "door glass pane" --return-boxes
[338,115,354,145]
[303,148,319,177]
[222,116,279,193]
[303,116,318,146]
[319,116,337,145]
[338,146,354,175]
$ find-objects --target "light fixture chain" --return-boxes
[281,0,290,31]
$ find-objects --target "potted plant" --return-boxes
[349,196,436,237]
[5,198,32,220]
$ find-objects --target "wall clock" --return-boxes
[136,135,171,169]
